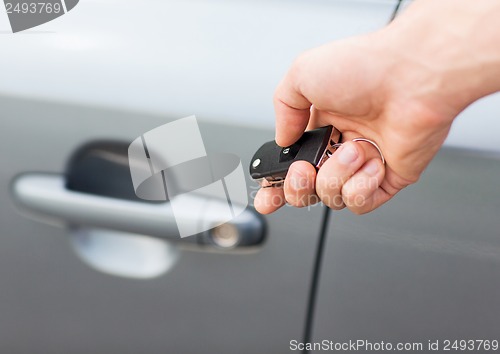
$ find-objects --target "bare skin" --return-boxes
[254,0,500,215]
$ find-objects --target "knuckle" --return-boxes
[342,187,370,212]
[285,189,316,208]
[319,191,345,210]
[342,190,359,207]
[273,85,285,104]
[284,191,300,207]
[344,193,372,215]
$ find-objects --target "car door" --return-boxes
[0,1,396,353]
[311,4,500,353]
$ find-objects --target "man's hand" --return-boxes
[254,0,500,215]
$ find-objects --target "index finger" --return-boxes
[273,59,312,147]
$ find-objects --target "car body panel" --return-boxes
[0,0,395,126]
[0,96,325,353]
[312,148,500,351]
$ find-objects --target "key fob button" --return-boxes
[279,143,301,163]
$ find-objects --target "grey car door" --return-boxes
[0,1,396,353]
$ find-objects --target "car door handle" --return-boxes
[11,140,265,250]
[10,138,265,278]
[12,172,265,248]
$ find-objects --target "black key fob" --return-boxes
[249,125,342,187]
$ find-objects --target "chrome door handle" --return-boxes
[12,173,265,248]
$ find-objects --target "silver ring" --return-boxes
[352,138,385,165]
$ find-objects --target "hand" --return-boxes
[254,0,500,215]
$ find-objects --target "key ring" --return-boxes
[352,138,385,165]
[332,138,385,165]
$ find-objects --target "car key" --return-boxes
[249,125,342,187]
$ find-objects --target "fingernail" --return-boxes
[337,144,358,165]
[289,169,308,190]
[363,159,379,176]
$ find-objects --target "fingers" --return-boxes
[254,140,392,215]
[254,161,319,214]
[254,186,286,214]
[316,141,367,210]
[274,57,312,147]
[341,158,387,214]
[284,161,319,207]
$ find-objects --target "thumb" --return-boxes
[273,58,312,147]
